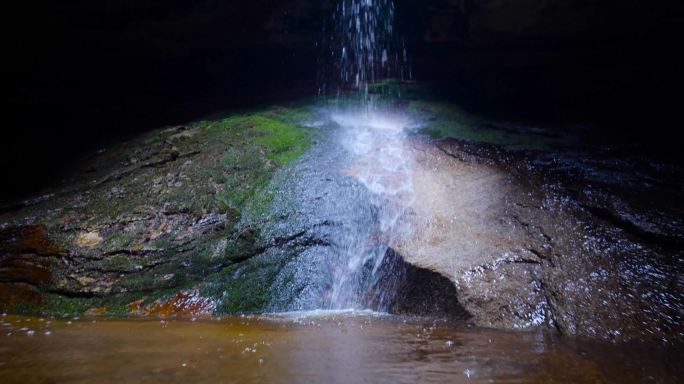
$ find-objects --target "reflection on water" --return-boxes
[1,312,681,383]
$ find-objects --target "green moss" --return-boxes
[244,186,276,220]
[203,256,280,314]
[39,294,95,317]
[112,259,184,293]
[2,104,315,318]
[367,79,425,100]
[103,304,130,316]
[6,301,42,316]
[261,105,314,125]
[157,186,195,213]
[208,109,312,218]
[410,100,560,151]
[148,236,176,251]
[106,233,135,249]
[219,115,312,166]
[216,147,270,216]
[99,254,135,271]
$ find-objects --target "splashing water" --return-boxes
[319,0,411,107]
[261,0,417,312]
[318,0,415,310]
[328,111,416,310]
[256,108,419,313]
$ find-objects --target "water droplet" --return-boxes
[463,368,475,378]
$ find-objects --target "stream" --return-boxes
[1,313,681,383]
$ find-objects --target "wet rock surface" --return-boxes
[0,105,314,317]
[395,101,684,343]
[401,136,683,343]
[1,97,682,345]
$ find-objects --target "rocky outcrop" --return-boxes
[1,95,681,345]
[393,100,684,343]
[0,105,314,317]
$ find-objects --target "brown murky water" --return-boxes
[0,311,681,383]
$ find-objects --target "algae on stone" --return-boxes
[410,100,564,152]
[0,104,315,317]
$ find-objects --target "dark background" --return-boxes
[3,0,683,203]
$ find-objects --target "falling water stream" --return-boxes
[258,108,419,313]
[327,111,414,309]
[320,0,410,105]
[320,0,415,310]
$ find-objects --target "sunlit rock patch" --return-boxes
[393,132,683,343]
[74,231,103,248]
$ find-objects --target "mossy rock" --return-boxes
[410,100,564,151]
[0,103,315,317]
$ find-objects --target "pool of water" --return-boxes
[1,312,681,383]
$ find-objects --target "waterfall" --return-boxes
[319,0,415,311]
[264,0,416,313]
[327,111,415,310]
[319,0,411,108]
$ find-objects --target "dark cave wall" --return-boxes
[6,0,681,122]
[421,0,684,43]
[5,0,683,119]
[404,1,684,112]
[4,0,682,126]
[1,1,332,202]
[398,0,684,158]
[3,1,330,127]
[2,0,683,202]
